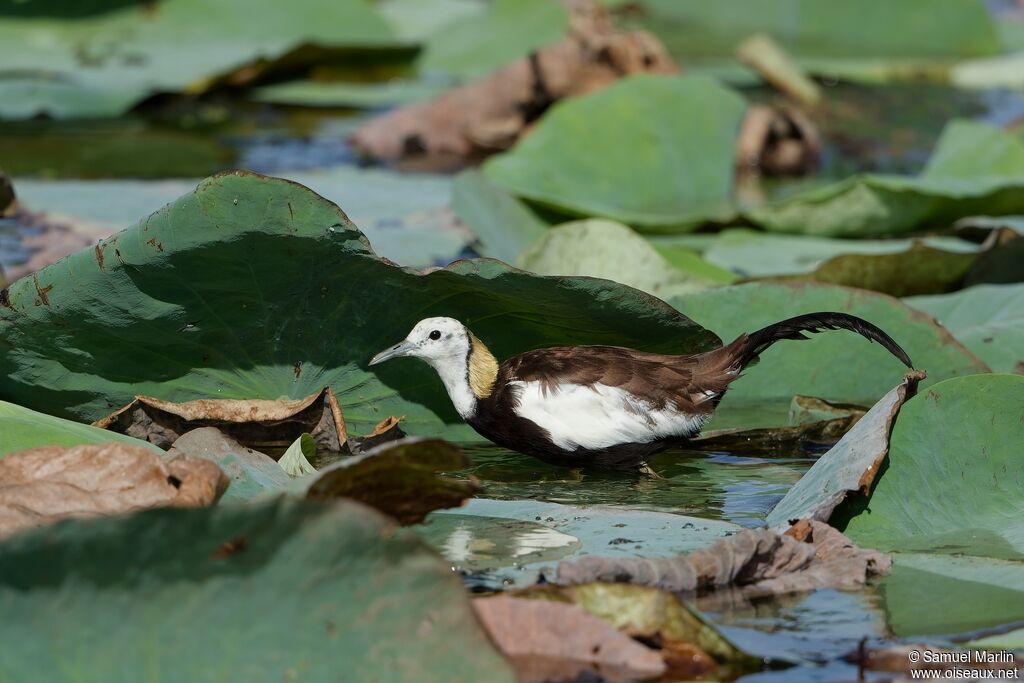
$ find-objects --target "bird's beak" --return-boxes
[369,340,417,366]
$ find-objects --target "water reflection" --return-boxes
[455,444,815,528]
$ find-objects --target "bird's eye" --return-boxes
[428,330,441,341]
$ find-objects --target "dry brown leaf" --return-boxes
[736,105,822,178]
[473,594,667,683]
[737,33,822,107]
[0,210,94,282]
[94,387,349,452]
[350,0,677,168]
[0,442,227,539]
[556,520,889,598]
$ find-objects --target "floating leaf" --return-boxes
[483,75,746,230]
[765,373,923,528]
[702,228,982,278]
[520,220,729,299]
[453,170,549,264]
[417,0,569,80]
[278,433,316,477]
[906,283,1024,374]
[0,401,161,460]
[774,242,980,297]
[0,0,404,119]
[252,79,448,109]
[0,497,515,682]
[0,171,718,440]
[673,282,987,404]
[838,374,1024,559]
[748,121,1024,237]
[635,0,1001,81]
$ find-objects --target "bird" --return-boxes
[369,313,913,467]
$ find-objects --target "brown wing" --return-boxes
[500,345,741,413]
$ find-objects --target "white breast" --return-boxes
[509,381,708,451]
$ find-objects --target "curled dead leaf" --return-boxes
[95,387,348,453]
[0,169,15,217]
[556,520,889,599]
[473,594,667,683]
[350,0,677,168]
[0,442,227,539]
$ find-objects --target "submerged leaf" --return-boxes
[0,171,718,440]
[0,497,515,682]
[556,520,890,598]
[278,433,316,477]
[0,442,226,540]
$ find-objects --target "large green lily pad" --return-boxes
[0,400,160,460]
[0,171,718,440]
[839,374,1024,560]
[483,75,746,230]
[520,220,732,299]
[879,552,1024,637]
[416,0,569,80]
[0,0,404,120]
[749,121,1024,237]
[673,282,988,404]
[0,497,514,682]
[906,283,1024,374]
[636,0,1000,60]
[452,169,549,265]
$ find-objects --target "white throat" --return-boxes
[428,356,477,419]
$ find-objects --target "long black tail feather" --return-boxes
[734,312,914,371]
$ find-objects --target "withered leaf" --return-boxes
[0,442,227,539]
[472,594,667,683]
[306,438,480,525]
[94,387,347,453]
[735,105,821,178]
[556,520,889,599]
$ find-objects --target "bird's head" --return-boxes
[369,317,472,370]
[369,317,498,416]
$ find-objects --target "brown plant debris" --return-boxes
[0,442,227,539]
[306,437,480,525]
[555,520,890,598]
[736,105,822,178]
[94,387,402,455]
[473,594,667,683]
[350,0,677,168]
[691,408,865,455]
